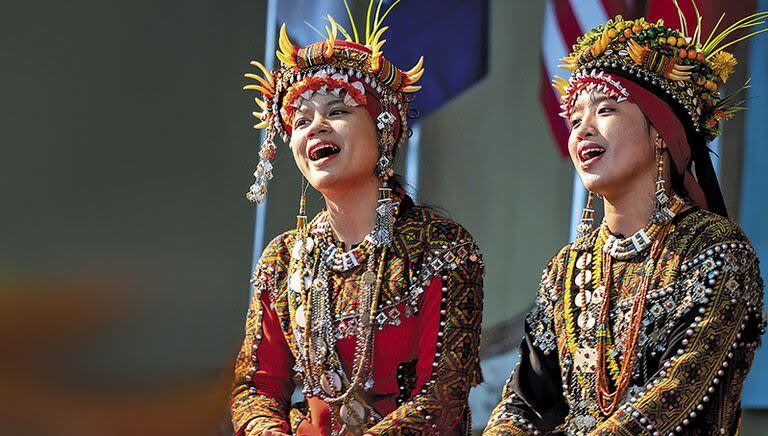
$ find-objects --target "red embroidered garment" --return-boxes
[231,202,484,435]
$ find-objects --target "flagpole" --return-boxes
[251,0,279,274]
[405,122,421,201]
[568,171,586,242]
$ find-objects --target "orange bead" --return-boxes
[687,49,697,60]
[632,24,643,32]
[696,52,705,62]
[618,36,626,42]
[607,28,617,38]
[667,36,677,45]
[678,49,687,58]
[624,28,633,38]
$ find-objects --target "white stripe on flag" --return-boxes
[571,0,609,36]
[542,1,570,83]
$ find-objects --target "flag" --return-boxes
[276,0,489,118]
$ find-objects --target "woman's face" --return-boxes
[288,92,379,194]
[567,91,657,199]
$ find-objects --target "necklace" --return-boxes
[601,195,685,260]
[593,195,685,415]
[286,186,398,433]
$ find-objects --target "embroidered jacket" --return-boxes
[485,209,765,435]
[231,200,484,435]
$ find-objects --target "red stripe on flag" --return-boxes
[540,56,570,157]
[553,0,583,47]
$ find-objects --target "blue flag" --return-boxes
[378,0,489,117]
[275,0,489,118]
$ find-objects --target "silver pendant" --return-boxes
[339,399,366,427]
[320,370,342,396]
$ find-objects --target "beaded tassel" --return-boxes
[573,191,596,250]
[650,146,675,225]
[372,181,396,247]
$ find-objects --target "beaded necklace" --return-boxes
[286,188,398,434]
[563,195,686,418]
[594,197,685,415]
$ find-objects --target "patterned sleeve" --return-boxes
[484,251,569,435]
[591,242,765,436]
[230,241,296,435]
[366,224,485,435]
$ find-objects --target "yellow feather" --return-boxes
[558,63,577,71]
[249,61,272,80]
[278,23,294,54]
[244,84,270,94]
[667,72,690,81]
[407,66,425,83]
[371,26,388,46]
[276,51,296,67]
[255,98,267,110]
[551,76,569,95]
[401,85,422,92]
[244,74,274,92]
[254,120,269,129]
[404,56,424,76]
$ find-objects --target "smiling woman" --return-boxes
[230,3,485,436]
[485,9,767,436]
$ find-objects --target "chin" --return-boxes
[307,171,338,191]
[578,171,610,194]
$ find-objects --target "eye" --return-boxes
[294,118,310,128]
[598,106,615,114]
[570,118,582,127]
[329,107,348,116]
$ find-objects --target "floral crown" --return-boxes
[244,1,425,203]
[553,4,768,142]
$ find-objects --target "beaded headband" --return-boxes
[243,1,425,203]
[553,6,768,142]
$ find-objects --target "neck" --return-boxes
[601,171,658,236]
[323,177,382,247]
[602,156,675,236]
[603,191,655,237]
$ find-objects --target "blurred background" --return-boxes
[2,0,766,434]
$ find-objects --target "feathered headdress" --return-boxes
[553,1,767,142]
[244,0,425,203]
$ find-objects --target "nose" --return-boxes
[574,116,597,143]
[306,113,331,139]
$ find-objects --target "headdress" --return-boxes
[553,3,767,215]
[243,1,425,203]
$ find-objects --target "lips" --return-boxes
[307,141,341,162]
[578,142,606,165]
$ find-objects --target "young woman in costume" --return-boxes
[486,9,766,435]
[230,5,484,436]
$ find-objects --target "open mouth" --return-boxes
[308,142,341,161]
[579,145,606,163]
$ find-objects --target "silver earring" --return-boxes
[650,145,674,225]
[573,191,595,250]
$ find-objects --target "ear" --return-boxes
[650,126,668,150]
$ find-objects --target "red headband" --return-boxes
[280,78,403,144]
[609,74,709,211]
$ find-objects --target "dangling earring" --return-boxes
[573,191,595,250]
[372,161,398,247]
[296,178,309,236]
[650,141,674,225]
